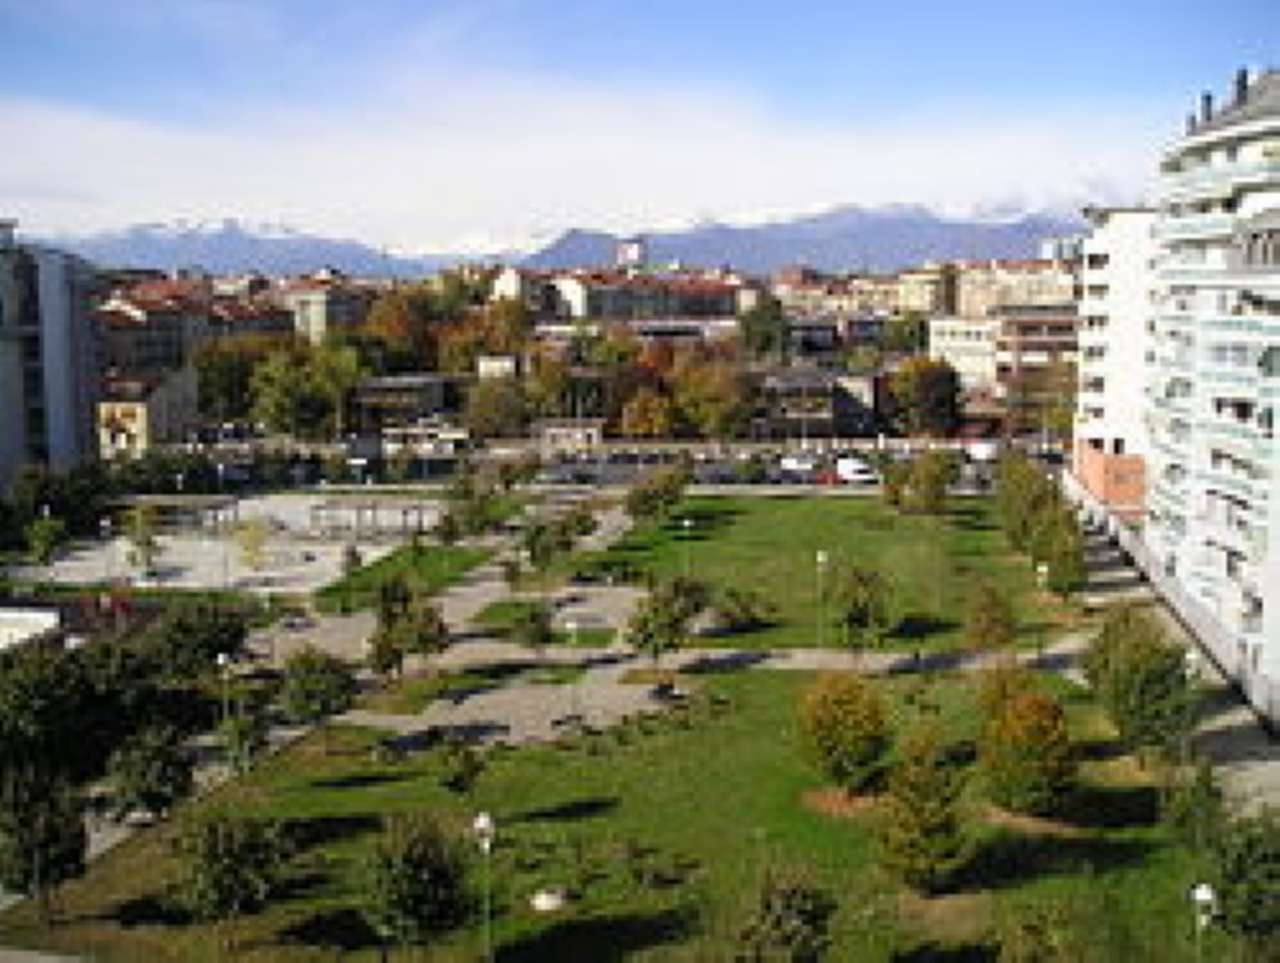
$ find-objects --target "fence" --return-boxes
[1062,470,1279,729]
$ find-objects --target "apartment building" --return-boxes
[0,220,101,489]
[928,317,999,391]
[1144,68,1280,687]
[956,259,1077,320]
[279,269,371,344]
[1073,207,1158,517]
[991,302,1078,433]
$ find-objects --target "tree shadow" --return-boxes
[515,796,619,824]
[1058,784,1159,830]
[495,906,697,962]
[311,771,408,790]
[893,943,999,962]
[1073,738,1129,763]
[959,830,1153,891]
[286,813,382,852]
[895,615,960,641]
[278,907,380,951]
[110,894,193,928]
[682,650,770,674]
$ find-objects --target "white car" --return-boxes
[836,457,879,485]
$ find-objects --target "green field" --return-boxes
[0,670,1221,962]
[314,544,490,613]
[575,496,1079,650]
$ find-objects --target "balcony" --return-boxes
[1163,157,1280,202]
[1153,213,1237,242]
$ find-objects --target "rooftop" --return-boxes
[1191,69,1280,137]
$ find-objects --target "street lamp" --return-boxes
[99,516,113,585]
[681,517,693,578]
[473,811,496,963]
[1189,882,1216,963]
[215,652,232,725]
[815,550,829,648]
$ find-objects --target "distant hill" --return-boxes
[43,219,479,277]
[523,204,1085,273]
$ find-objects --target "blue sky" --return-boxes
[1,0,1275,250]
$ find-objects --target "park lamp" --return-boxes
[473,811,495,854]
[815,549,829,569]
[1190,882,1216,929]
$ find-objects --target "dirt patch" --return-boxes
[801,786,879,820]
[982,805,1089,839]
[898,890,992,944]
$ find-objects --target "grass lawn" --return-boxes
[474,599,618,648]
[0,670,1223,962]
[359,663,586,714]
[314,544,490,613]
[574,495,1083,651]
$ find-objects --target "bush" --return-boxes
[1207,806,1280,955]
[711,585,775,634]
[876,724,968,893]
[173,809,289,921]
[735,867,836,962]
[978,690,1074,815]
[965,581,1016,649]
[798,673,889,794]
[362,813,469,948]
[107,724,194,821]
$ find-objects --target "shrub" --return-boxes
[735,867,836,962]
[107,725,194,821]
[1207,806,1280,956]
[876,724,968,893]
[798,673,889,794]
[965,581,1017,648]
[978,690,1074,815]
[173,809,288,921]
[362,813,469,948]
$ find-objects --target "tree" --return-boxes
[621,387,676,438]
[903,450,956,514]
[221,707,270,776]
[235,518,269,572]
[735,867,836,962]
[710,585,775,634]
[965,581,1018,649]
[1042,509,1086,600]
[174,809,288,922]
[279,646,358,752]
[362,813,468,951]
[671,357,749,439]
[880,312,928,354]
[367,625,407,681]
[523,518,573,581]
[876,724,968,893]
[625,465,690,522]
[1082,605,1198,759]
[463,377,527,439]
[309,342,366,440]
[888,357,960,436]
[124,504,162,576]
[827,566,898,650]
[107,725,194,822]
[511,601,555,659]
[978,689,1074,815]
[24,515,67,566]
[627,576,708,664]
[798,673,889,794]
[251,349,320,437]
[0,768,87,925]
[1207,807,1280,958]
[738,298,789,360]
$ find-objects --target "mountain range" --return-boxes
[43,205,1086,278]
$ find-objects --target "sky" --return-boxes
[0,0,1275,252]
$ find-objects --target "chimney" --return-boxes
[0,219,15,249]
[1187,112,1198,135]
[1201,91,1214,124]
[1235,67,1249,105]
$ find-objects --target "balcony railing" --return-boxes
[1152,213,1237,241]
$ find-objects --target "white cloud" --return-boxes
[0,61,1172,253]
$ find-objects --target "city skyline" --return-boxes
[1,0,1275,252]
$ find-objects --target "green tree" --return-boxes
[511,601,555,659]
[735,867,836,963]
[672,358,750,439]
[0,768,87,925]
[24,515,67,566]
[220,707,270,776]
[828,566,898,650]
[362,813,469,951]
[124,504,162,576]
[463,377,528,438]
[965,581,1018,649]
[627,576,708,664]
[279,646,358,752]
[309,342,366,439]
[876,724,968,893]
[174,809,288,922]
[251,349,317,436]
[798,673,890,794]
[738,298,789,360]
[889,357,961,436]
[1207,806,1280,959]
[107,725,194,822]
[978,689,1074,815]
[904,449,957,514]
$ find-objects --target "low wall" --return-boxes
[1063,470,1279,729]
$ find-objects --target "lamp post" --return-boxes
[215,652,231,725]
[566,619,581,723]
[815,550,829,648]
[681,517,693,578]
[1189,882,1216,963]
[100,516,113,585]
[473,811,495,963]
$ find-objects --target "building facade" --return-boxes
[0,221,100,490]
[1073,207,1158,517]
[928,317,1000,392]
[1144,68,1280,689]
